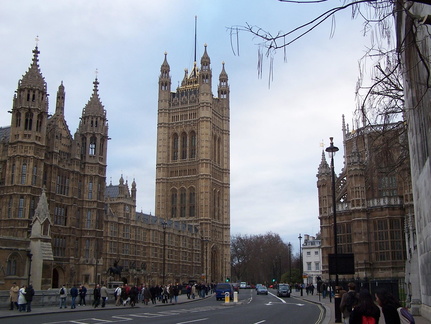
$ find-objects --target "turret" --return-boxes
[218,62,229,100]
[10,46,49,144]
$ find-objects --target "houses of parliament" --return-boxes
[0,44,230,290]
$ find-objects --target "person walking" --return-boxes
[375,288,402,324]
[100,284,109,307]
[348,290,380,324]
[59,285,67,309]
[70,285,79,309]
[114,285,123,306]
[18,285,27,312]
[93,284,101,308]
[25,283,35,312]
[79,285,87,306]
[9,282,19,310]
[340,282,359,323]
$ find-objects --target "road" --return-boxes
[2,289,325,324]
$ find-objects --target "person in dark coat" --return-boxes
[92,284,101,308]
[70,285,79,309]
[25,284,35,312]
[375,288,401,324]
[349,290,380,324]
[79,285,87,306]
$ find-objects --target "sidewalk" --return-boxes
[0,293,211,319]
[292,291,431,324]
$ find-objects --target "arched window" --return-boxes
[7,254,19,276]
[24,112,33,130]
[217,137,222,165]
[89,136,97,155]
[36,114,43,132]
[180,187,186,217]
[190,131,196,159]
[181,132,187,159]
[18,196,25,218]
[15,112,21,128]
[172,134,179,161]
[189,187,196,217]
[81,137,87,156]
[21,163,27,184]
[171,189,178,217]
[11,164,15,184]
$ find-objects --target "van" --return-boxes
[215,283,234,301]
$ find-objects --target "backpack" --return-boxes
[345,291,358,312]
[60,287,65,295]
[397,307,415,324]
[362,316,376,324]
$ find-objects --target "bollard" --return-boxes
[233,291,238,302]
[224,291,230,303]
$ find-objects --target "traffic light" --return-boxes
[226,277,230,282]
[272,278,276,282]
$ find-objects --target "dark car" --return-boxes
[277,283,291,297]
[256,285,268,295]
[215,283,234,301]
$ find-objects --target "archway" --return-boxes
[52,268,59,288]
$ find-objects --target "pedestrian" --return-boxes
[375,288,402,324]
[142,285,152,305]
[59,284,67,309]
[9,282,19,310]
[18,285,27,312]
[340,282,358,323]
[100,283,109,307]
[114,285,122,306]
[93,284,101,308]
[25,283,35,312]
[129,285,139,306]
[70,285,79,309]
[172,283,179,304]
[150,285,157,304]
[321,282,327,298]
[191,284,196,299]
[348,289,380,324]
[79,285,87,306]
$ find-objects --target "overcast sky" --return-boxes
[0,0,375,253]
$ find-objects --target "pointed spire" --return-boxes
[219,61,228,80]
[20,45,47,91]
[161,52,170,72]
[317,150,331,175]
[55,81,65,115]
[82,74,105,116]
[32,188,51,226]
[201,43,210,66]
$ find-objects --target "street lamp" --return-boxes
[288,242,292,284]
[298,234,303,296]
[325,137,341,323]
[162,221,167,286]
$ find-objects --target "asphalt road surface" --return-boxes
[2,289,325,324]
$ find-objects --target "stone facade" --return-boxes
[396,2,431,319]
[301,234,322,286]
[0,46,204,291]
[155,45,231,283]
[317,118,412,284]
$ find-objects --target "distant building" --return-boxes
[317,117,412,284]
[301,234,322,286]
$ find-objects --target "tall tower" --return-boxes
[155,45,230,283]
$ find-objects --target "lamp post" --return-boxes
[325,137,342,323]
[162,221,167,286]
[288,242,292,284]
[298,234,303,296]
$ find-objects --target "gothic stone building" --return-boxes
[0,46,205,290]
[317,117,413,284]
[156,45,231,283]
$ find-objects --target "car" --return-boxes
[232,283,240,292]
[240,282,247,289]
[215,283,234,301]
[277,283,291,297]
[256,285,268,295]
[255,283,263,291]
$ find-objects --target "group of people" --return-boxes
[9,282,35,312]
[113,283,184,306]
[340,282,414,324]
